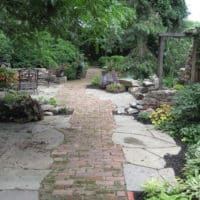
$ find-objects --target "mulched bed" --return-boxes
[164,136,187,178]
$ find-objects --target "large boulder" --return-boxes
[0,94,43,123]
[119,78,140,88]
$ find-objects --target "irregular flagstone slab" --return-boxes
[0,148,53,169]
[0,190,38,200]
[119,78,140,87]
[38,116,71,130]
[114,128,154,138]
[114,115,135,123]
[148,129,177,144]
[123,148,166,169]
[158,168,177,186]
[0,168,50,190]
[86,89,135,109]
[112,132,177,148]
[147,147,181,158]
[124,164,163,191]
[32,128,64,150]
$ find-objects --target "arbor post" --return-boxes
[158,36,165,89]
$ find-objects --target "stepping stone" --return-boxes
[0,190,38,200]
[148,129,176,144]
[123,148,166,169]
[0,147,53,170]
[114,115,137,124]
[158,168,177,186]
[112,133,177,148]
[0,168,50,190]
[124,164,162,191]
[32,128,64,150]
[146,147,181,157]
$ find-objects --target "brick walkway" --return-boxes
[40,69,127,200]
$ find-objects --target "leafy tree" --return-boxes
[11,31,79,68]
[0,31,12,62]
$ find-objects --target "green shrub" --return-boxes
[143,179,188,200]
[150,104,173,126]
[0,31,12,62]
[158,84,200,143]
[123,47,157,79]
[164,38,191,79]
[106,83,125,93]
[184,141,200,177]
[173,84,200,124]
[38,96,57,106]
[179,124,200,143]
[98,56,111,67]
[137,111,151,124]
[0,93,43,122]
[163,76,175,88]
[0,67,17,89]
[91,75,100,87]
[48,97,57,106]
[64,64,78,80]
[184,173,200,200]
[12,31,80,80]
[2,93,28,104]
[98,55,125,73]
[173,84,185,90]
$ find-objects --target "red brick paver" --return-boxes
[43,69,127,200]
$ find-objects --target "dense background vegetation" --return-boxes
[0,0,193,80]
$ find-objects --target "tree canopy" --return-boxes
[0,0,189,79]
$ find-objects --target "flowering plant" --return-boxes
[150,104,173,126]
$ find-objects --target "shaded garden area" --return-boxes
[0,1,200,200]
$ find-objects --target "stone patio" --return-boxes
[0,116,70,200]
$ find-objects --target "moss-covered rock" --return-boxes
[0,93,43,123]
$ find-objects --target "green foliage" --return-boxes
[0,31,12,62]
[184,141,200,177]
[159,84,200,140]
[98,55,128,74]
[2,93,28,104]
[98,56,110,67]
[150,104,173,126]
[102,55,125,72]
[184,173,200,200]
[137,111,152,124]
[123,46,157,79]
[0,67,16,89]
[179,124,200,143]
[163,76,175,88]
[12,31,79,69]
[64,64,78,80]
[163,38,192,82]
[48,97,57,106]
[38,96,57,106]
[106,83,125,93]
[91,75,100,87]
[173,84,200,124]
[173,84,185,91]
[0,92,43,122]
[143,179,188,200]
[182,142,200,200]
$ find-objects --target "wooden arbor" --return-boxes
[157,32,197,89]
